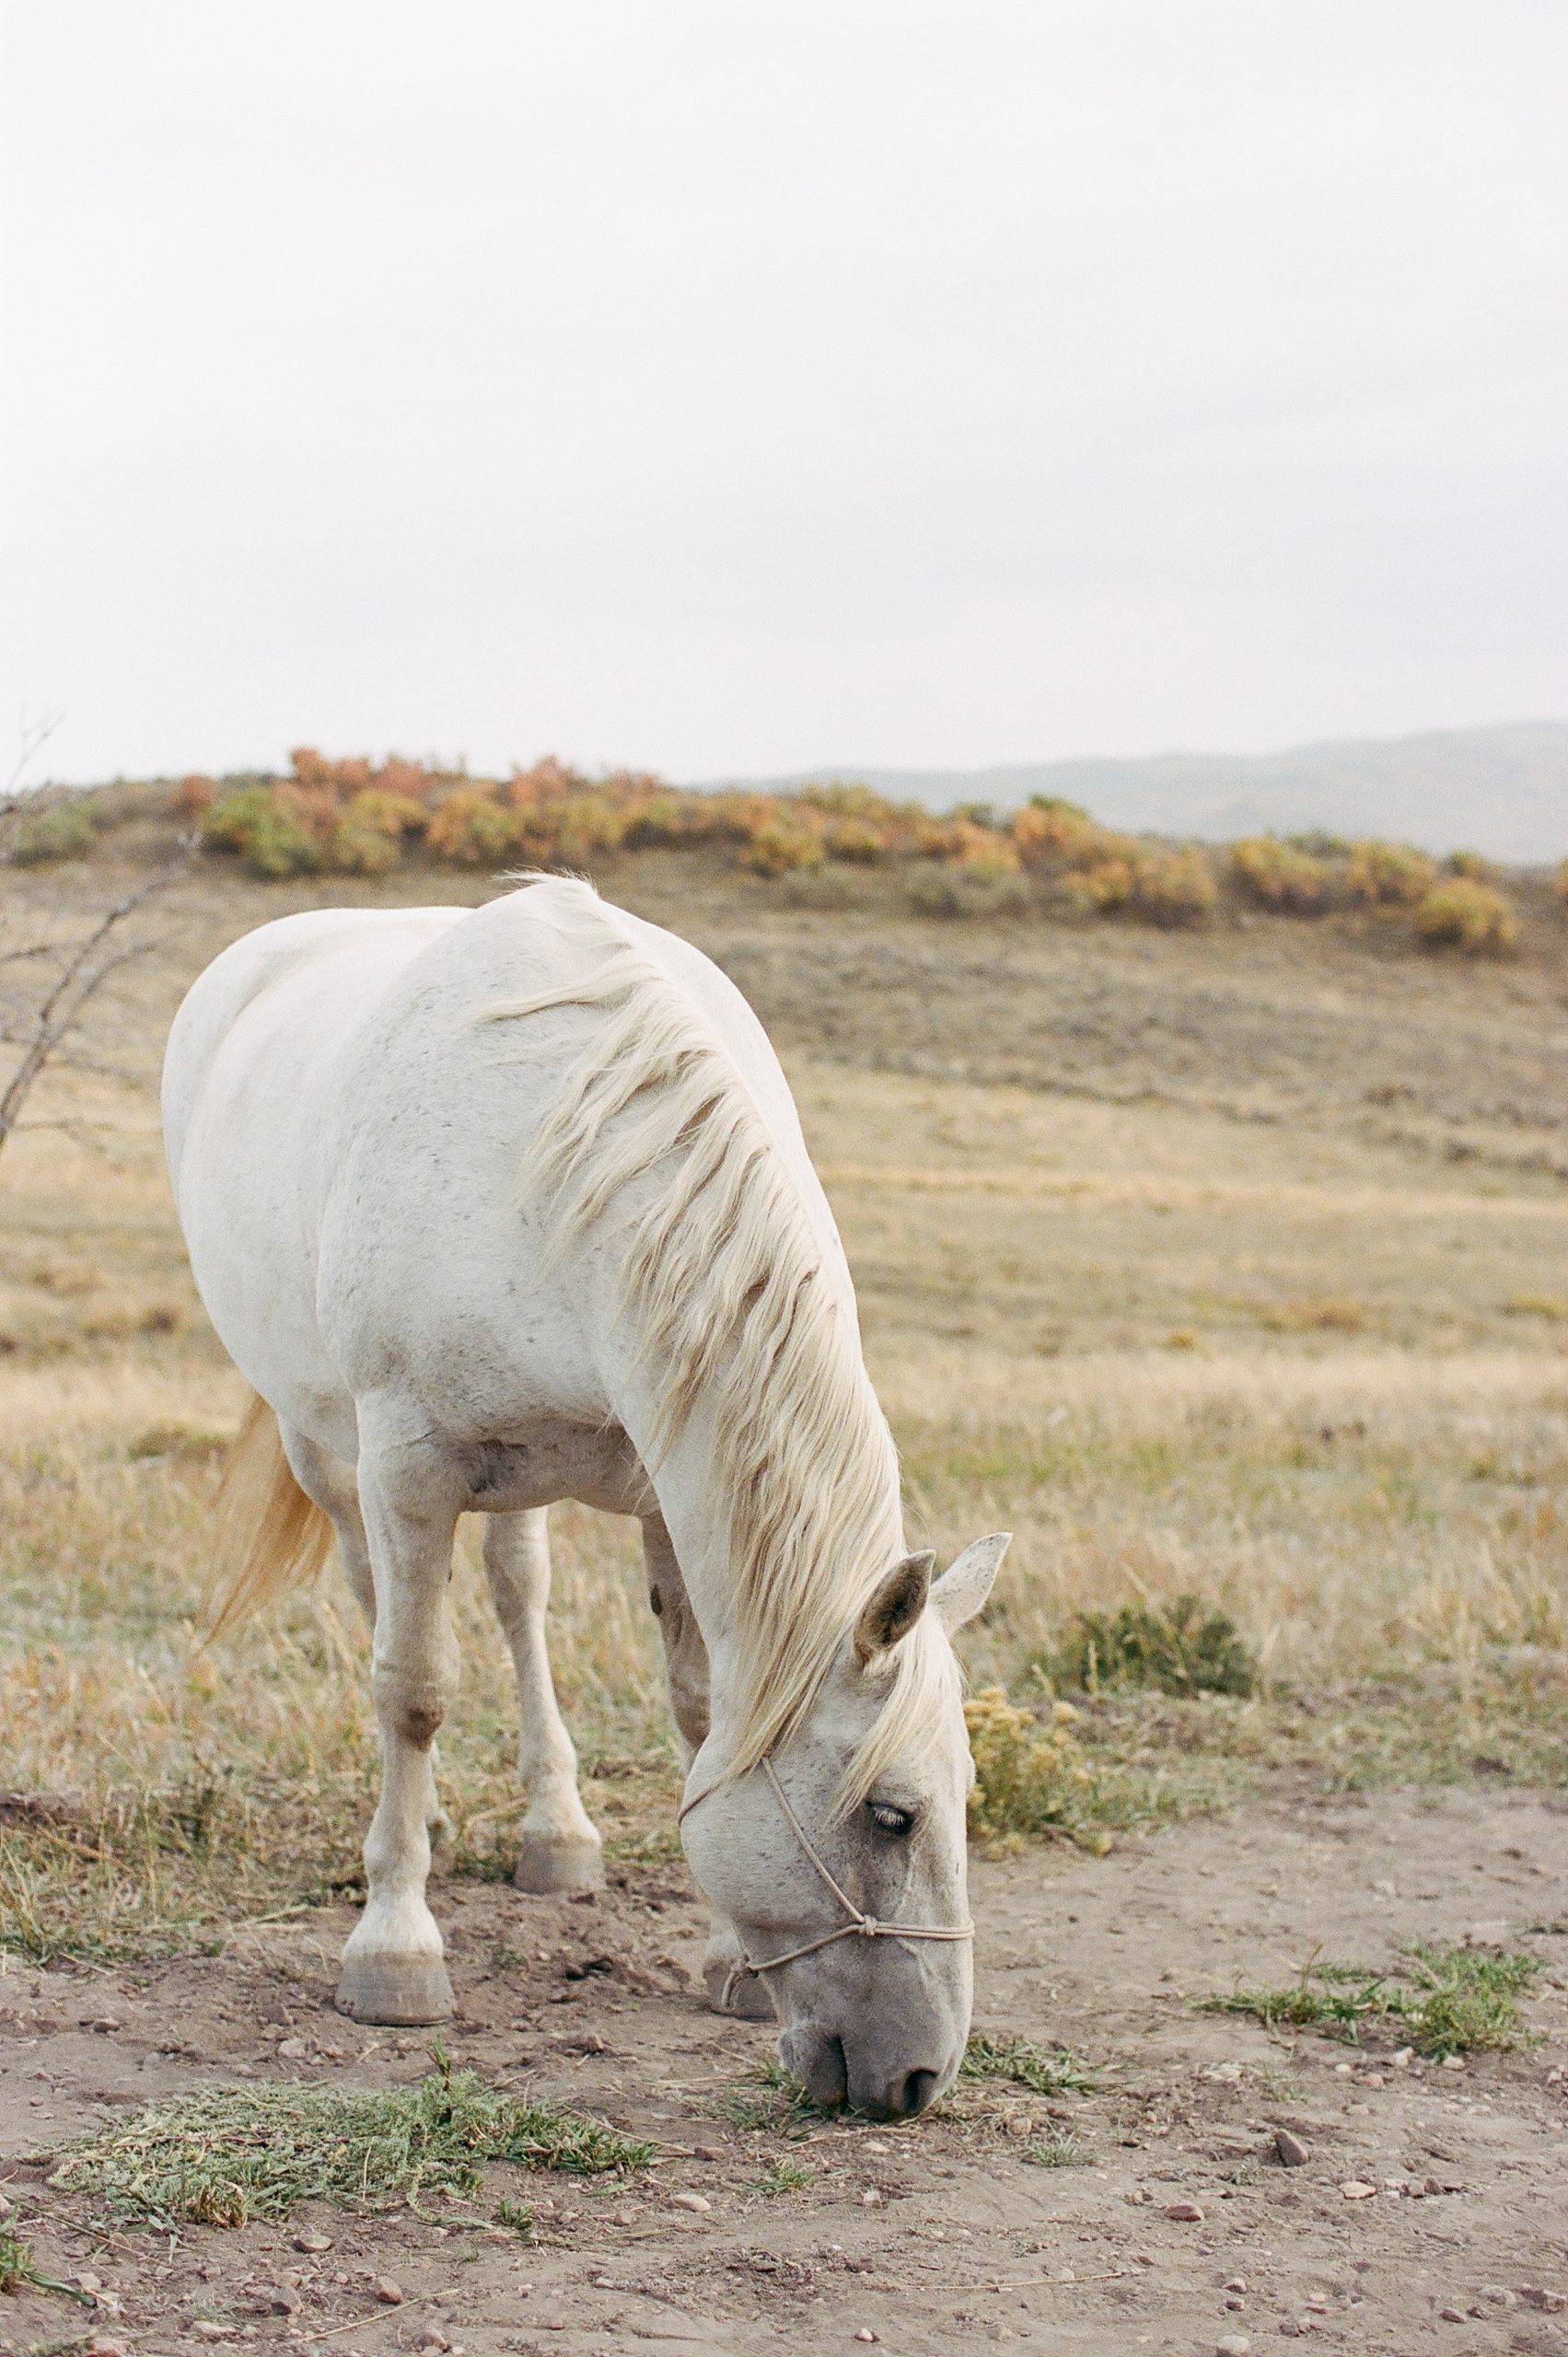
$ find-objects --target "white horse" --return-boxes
[162,876,1006,2119]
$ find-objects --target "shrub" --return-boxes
[1446,849,1493,880]
[823,815,889,864]
[963,1688,1105,1850]
[1345,839,1437,906]
[177,773,218,817]
[1128,846,1217,926]
[1555,857,1568,906]
[907,866,1028,919]
[6,798,99,865]
[1412,877,1518,956]
[1012,796,1105,870]
[424,789,517,868]
[741,813,826,877]
[1046,1595,1259,1699]
[1231,836,1334,912]
[944,820,1022,880]
[552,791,631,866]
[201,784,329,877]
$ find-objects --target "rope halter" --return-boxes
[679,1756,974,2012]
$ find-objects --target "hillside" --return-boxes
[719,719,1568,864]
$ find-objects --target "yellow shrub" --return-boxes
[424,789,517,867]
[963,1688,1105,1852]
[1346,839,1437,906]
[1012,797,1105,870]
[1231,836,1333,912]
[1130,846,1217,925]
[945,821,1022,880]
[741,814,826,876]
[1412,877,1518,956]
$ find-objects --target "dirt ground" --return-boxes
[2,1782,1564,2357]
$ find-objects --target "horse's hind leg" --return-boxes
[482,1510,604,1895]
[333,1427,461,2026]
[279,1423,451,1864]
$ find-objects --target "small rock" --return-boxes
[669,2191,711,2213]
[373,2280,404,2306]
[276,2037,308,2060]
[265,2293,300,2317]
[1216,2339,1252,2357]
[1390,2047,1412,2069]
[1164,2200,1204,2222]
[1439,2055,1465,2073]
[294,2232,332,2253]
[1225,2279,1249,2294]
[861,2189,883,2205]
[190,2327,231,2344]
[1273,2129,1310,2169]
[75,2272,102,2295]
[1477,2286,1516,2311]
[86,2341,129,2357]
[1305,2297,1328,2314]
[854,2336,878,2347]
[1439,2309,1465,2325]
[1521,2290,1568,2315]
[1339,2180,1377,2200]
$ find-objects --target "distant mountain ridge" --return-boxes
[698,722,1568,865]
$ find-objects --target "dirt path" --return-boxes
[3,1784,1565,2357]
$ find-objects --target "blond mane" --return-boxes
[486,879,955,1804]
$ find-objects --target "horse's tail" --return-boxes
[203,1390,334,1640]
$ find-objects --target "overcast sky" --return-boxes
[3,2,1566,784]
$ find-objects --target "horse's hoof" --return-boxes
[703,1955,776,2020]
[513,1835,605,1896]
[335,1954,455,2026]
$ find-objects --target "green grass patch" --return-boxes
[1023,2127,1082,2167]
[51,2060,653,2227]
[0,2223,88,2303]
[1044,1595,1260,1700]
[1204,1942,1543,2058]
[746,2156,814,2196]
[960,2033,1100,2096]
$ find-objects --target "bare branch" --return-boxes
[0,836,192,1157]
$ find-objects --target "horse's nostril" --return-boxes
[898,2069,940,2118]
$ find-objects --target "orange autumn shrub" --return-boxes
[424,789,517,867]
[1345,839,1437,906]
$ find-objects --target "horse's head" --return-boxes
[680,1532,1008,2121]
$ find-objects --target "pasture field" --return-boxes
[1,848,1565,2351]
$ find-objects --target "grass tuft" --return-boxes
[1023,2127,1082,2167]
[1204,1942,1543,2058]
[746,2157,814,2197]
[51,2060,653,2226]
[959,2034,1100,2095]
[1045,1595,1260,1700]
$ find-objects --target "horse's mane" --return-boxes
[485,877,955,1805]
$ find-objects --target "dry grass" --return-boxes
[1,858,1565,1960]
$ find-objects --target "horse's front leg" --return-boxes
[335,1440,460,2026]
[643,1515,773,2023]
[482,1510,604,1894]
[279,1422,452,1865]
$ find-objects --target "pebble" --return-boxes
[1225,2279,1249,2294]
[86,2341,128,2357]
[294,2233,332,2254]
[373,2280,405,2306]
[1439,2309,1465,2324]
[1273,2130,1309,2169]
[854,2335,878,2347]
[276,2038,308,2060]
[1440,2056,1465,2073]
[1523,2290,1568,2315]
[1215,2339,1252,2357]
[1338,2180,1377,2200]
[669,2191,711,2213]
[1164,2200,1204,2222]
[190,2326,232,2343]
[862,2189,884,2206]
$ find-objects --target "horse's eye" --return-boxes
[867,1800,914,1838]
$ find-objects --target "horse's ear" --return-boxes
[854,1550,935,1663]
[930,1533,1011,1635]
